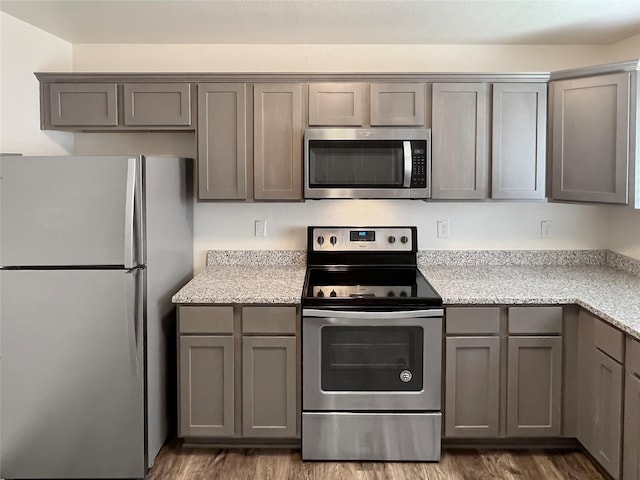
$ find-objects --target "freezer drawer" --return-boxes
[1,269,145,479]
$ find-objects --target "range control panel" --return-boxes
[311,227,414,252]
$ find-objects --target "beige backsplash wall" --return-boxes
[69,41,638,271]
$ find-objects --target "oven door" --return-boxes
[302,308,442,411]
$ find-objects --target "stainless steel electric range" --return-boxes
[301,226,443,461]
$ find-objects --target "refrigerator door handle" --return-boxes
[125,270,141,376]
[124,157,137,269]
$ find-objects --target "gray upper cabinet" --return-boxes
[49,83,118,127]
[308,83,364,126]
[492,83,547,200]
[123,83,192,126]
[370,83,426,126]
[506,336,562,437]
[253,83,304,201]
[551,72,630,204]
[198,83,247,200]
[431,83,489,199]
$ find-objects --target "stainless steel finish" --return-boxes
[302,313,442,411]
[402,140,412,188]
[126,269,140,376]
[302,412,442,461]
[311,226,413,252]
[304,127,431,199]
[303,308,444,319]
[124,157,137,269]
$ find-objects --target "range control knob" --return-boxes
[317,236,325,245]
[317,290,324,297]
[330,236,338,246]
[399,291,408,297]
[388,236,396,244]
[387,291,395,297]
[330,290,337,297]
[400,235,409,244]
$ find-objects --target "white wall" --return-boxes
[608,32,640,61]
[0,12,73,154]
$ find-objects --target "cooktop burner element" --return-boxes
[302,226,442,309]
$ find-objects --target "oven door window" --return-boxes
[320,326,423,391]
[308,140,404,188]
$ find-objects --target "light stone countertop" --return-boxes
[172,250,640,340]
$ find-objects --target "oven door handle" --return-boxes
[302,308,443,319]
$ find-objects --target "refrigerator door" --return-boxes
[1,268,145,479]
[0,155,142,268]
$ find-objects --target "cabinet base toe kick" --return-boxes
[302,412,442,461]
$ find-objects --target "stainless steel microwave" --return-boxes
[304,128,431,199]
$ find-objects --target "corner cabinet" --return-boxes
[550,61,640,207]
[177,305,299,442]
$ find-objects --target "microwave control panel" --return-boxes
[410,141,428,188]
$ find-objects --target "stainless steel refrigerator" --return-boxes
[0,155,193,479]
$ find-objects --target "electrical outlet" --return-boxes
[540,220,552,239]
[255,220,267,237]
[437,219,450,238]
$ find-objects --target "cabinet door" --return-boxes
[242,336,297,438]
[592,348,623,479]
[123,83,192,126]
[308,83,364,126]
[432,83,488,199]
[507,336,562,437]
[179,335,234,437]
[254,83,303,200]
[492,83,547,200]
[370,83,426,126]
[624,373,640,480]
[49,83,118,127]
[445,336,500,437]
[551,73,630,204]
[198,83,247,199]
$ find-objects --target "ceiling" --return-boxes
[1,0,640,45]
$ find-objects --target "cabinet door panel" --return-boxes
[179,336,234,437]
[592,348,623,479]
[551,73,629,204]
[123,83,191,126]
[492,83,547,199]
[308,83,363,126]
[50,83,118,126]
[432,83,488,199]
[445,336,500,437]
[370,83,426,126]
[624,373,640,480]
[242,336,297,438]
[254,84,303,200]
[507,336,562,437]
[198,83,247,199]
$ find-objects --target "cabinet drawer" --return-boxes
[594,318,624,363]
[446,307,500,334]
[242,307,297,334]
[628,337,640,377]
[508,306,562,334]
[179,306,234,334]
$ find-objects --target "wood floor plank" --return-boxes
[147,440,606,480]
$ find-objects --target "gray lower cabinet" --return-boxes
[242,336,297,437]
[123,83,192,127]
[551,72,630,204]
[623,337,640,480]
[491,83,547,200]
[179,335,235,437]
[197,83,247,199]
[445,336,500,437]
[48,83,118,127]
[431,83,489,199]
[506,336,562,436]
[253,83,304,200]
[177,305,299,441]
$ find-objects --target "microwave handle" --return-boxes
[403,140,412,188]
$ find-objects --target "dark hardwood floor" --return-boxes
[146,439,606,479]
